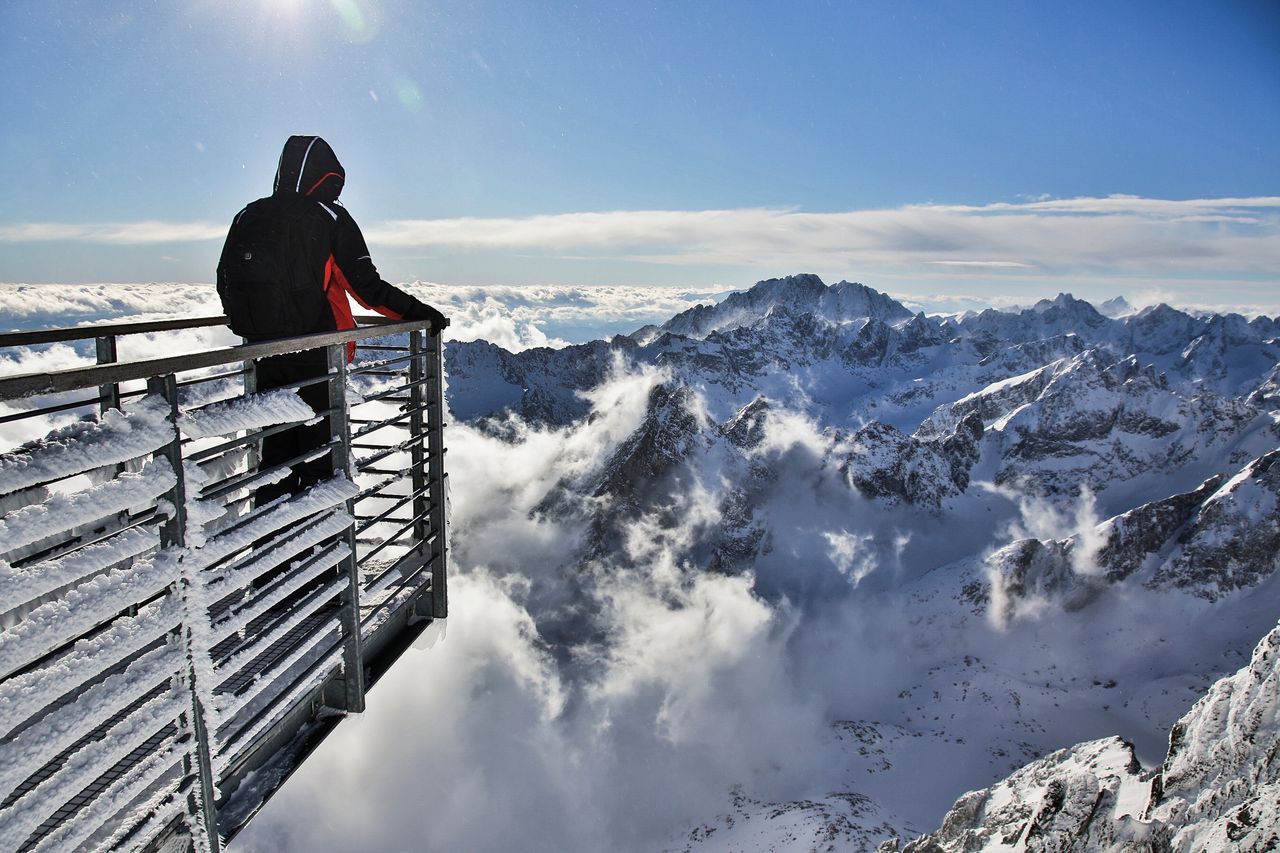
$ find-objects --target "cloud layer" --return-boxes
[367,196,1280,276]
[4,195,1277,280]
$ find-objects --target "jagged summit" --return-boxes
[645,274,915,341]
[1098,295,1136,318]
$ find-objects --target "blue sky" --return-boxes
[1,0,1278,308]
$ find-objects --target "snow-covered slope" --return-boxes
[883,617,1280,852]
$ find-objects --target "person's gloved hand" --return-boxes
[409,302,448,333]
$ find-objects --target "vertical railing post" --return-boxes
[148,374,222,853]
[100,334,135,585]
[327,344,366,713]
[242,344,261,480]
[408,330,428,548]
[424,328,449,619]
[96,334,120,414]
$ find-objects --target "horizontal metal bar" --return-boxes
[5,448,159,500]
[0,392,101,425]
[199,440,336,502]
[207,487,285,527]
[360,539,438,606]
[359,466,410,477]
[214,509,346,592]
[349,352,414,374]
[357,513,430,566]
[354,434,426,471]
[356,375,433,405]
[349,344,408,352]
[12,506,165,568]
[218,619,345,760]
[213,577,344,673]
[186,418,307,464]
[362,552,432,609]
[350,408,418,441]
[0,318,438,401]
[352,369,408,379]
[354,483,430,535]
[353,475,398,502]
[175,367,248,389]
[0,316,229,348]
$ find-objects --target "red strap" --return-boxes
[306,171,344,196]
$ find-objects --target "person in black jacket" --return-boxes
[218,134,447,505]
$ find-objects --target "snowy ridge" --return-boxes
[1152,618,1280,836]
[885,618,1280,852]
[980,448,1280,618]
[648,274,915,341]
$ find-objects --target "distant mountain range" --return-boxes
[444,274,1280,850]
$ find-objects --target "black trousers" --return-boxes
[254,349,332,506]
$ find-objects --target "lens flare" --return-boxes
[330,0,379,43]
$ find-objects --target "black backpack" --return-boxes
[217,195,329,340]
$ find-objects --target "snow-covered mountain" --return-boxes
[884,615,1280,852]
[442,274,1280,850]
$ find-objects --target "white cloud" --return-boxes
[0,221,226,244]
[925,260,1035,269]
[4,195,1276,284]
[823,529,878,586]
[400,283,723,349]
[360,196,1280,276]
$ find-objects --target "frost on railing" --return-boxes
[0,318,448,853]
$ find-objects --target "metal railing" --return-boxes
[0,315,448,852]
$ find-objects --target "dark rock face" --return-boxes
[1246,364,1280,410]
[1093,475,1224,582]
[839,421,969,510]
[1148,450,1280,601]
[592,382,703,510]
[719,396,771,450]
[929,412,984,493]
[981,453,1280,615]
[444,337,629,427]
[985,537,1094,620]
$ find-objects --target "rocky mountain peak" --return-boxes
[720,396,772,450]
[591,381,705,509]
[1098,295,1136,318]
[654,274,914,340]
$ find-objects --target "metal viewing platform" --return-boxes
[0,316,448,852]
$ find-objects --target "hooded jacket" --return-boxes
[218,135,440,352]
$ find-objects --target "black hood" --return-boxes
[273,135,345,201]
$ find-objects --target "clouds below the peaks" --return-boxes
[236,369,838,853]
